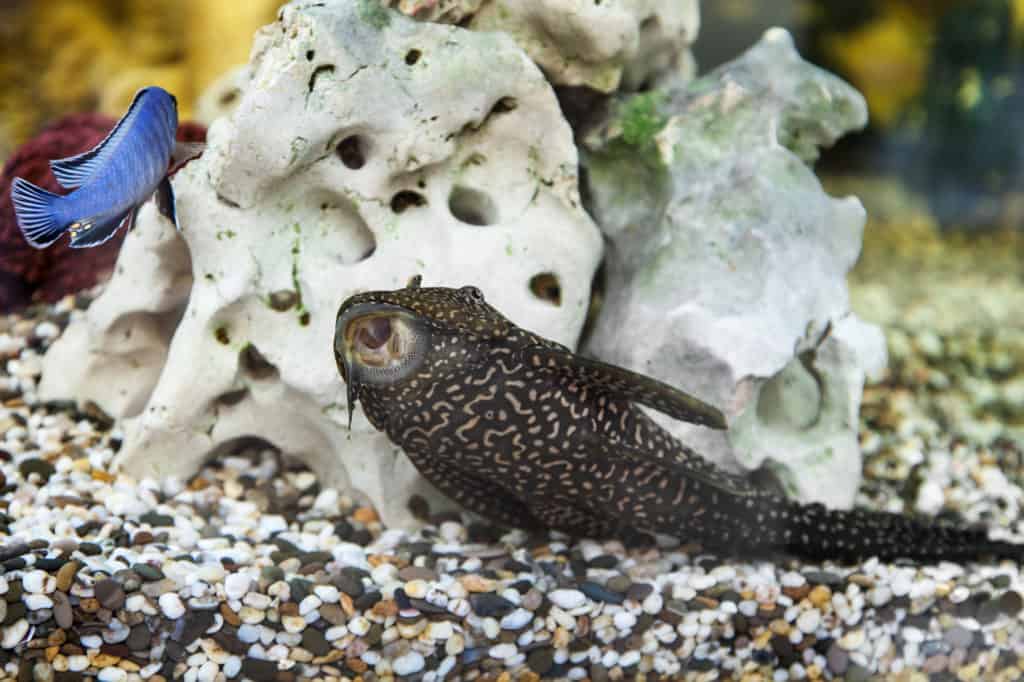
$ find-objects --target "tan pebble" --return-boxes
[290,647,314,662]
[47,630,66,646]
[339,592,355,617]
[345,657,367,673]
[694,596,718,610]
[957,663,980,682]
[805,664,822,680]
[119,660,140,672]
[497,673,512,682]
[445,633,464,656]
[282,615,307,633]
[404,579,429,599]
[312,650,345,665]
[935,582,952,598]
[553,626,570,649]
[352,507,378,523]
[768,619,790,636]
[518,673,540,682]
[79,598,100,614]
[52,654,68,671]
[838,629,865,650]
[459,575,496,593]
[188,477,210,491]
[848,574,875,589]
[56,561,82,592]
[91,653,121,667]
[808,585,832,608]
[783,585,810,601]
[753,631,772,648]
[45,645,60,662]
[371,600,398,618]
[90,469,115,483]
[71,458,91,472]
[279,602,299,617]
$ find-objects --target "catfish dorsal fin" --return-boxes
[523,345,727,430]
[49,88,151,189]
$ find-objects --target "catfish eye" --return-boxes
[356,317,392,350]
[338,309,430,385]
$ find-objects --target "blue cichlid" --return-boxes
[11,86,203,249]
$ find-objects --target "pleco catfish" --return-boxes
[335,278,1024,564]
[10,86,203,249]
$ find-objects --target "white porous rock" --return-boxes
[582,28,886,508]
[38,0,602,529]
[384,0,699,92]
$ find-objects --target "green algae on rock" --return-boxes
[581,28,885,510]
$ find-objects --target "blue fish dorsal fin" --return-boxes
[49,88,155,190]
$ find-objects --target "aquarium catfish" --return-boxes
[10,86,203,249]
[335,279,1024,564]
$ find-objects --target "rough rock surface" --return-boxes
[39,0,602,528]
[582,28,886,508]
[383,0,699,92]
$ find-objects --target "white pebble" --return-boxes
[613,611,637,630]
[501,608,532,630]
[24,593,54,610]
[642,592,663,615]
[489,643,518,660]
[1,619,28,648]
[549,589,587,610]
[224,573,251,601]
[796,610,820,634]
[21,570,48,594]
[393,651,425,675]
[282,615,306,633]
[159,592,186,619]
[299,595,322,616]
[313,585,339,603]
[348,616,370,636]
[97,669,127,682]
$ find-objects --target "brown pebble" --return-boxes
[371,600,398,618]
[51,592,73,630]
[398,566,438,582]
[319,603,346,626]
[79,598,100,614]
[783,585,811,602]
[352,507,378,523]
[346,657,368,673]
[55,561,81,592]
[220,603,240,627]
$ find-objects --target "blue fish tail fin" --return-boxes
[10,177,66,248]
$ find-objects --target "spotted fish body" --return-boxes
[335,282,1024,563]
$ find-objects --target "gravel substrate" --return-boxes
[0,288,1022,682]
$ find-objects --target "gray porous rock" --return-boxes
[582,28,887,508]
[38,0,602,528]
[382,0,699,92]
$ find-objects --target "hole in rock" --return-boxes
[306,50,315,61]
[307,64,335,93]
[448,185,497,226]
[268,290,299,312]
[336,135,366,169]
[405,49,421,65]
[240,344,279,381]
[490,96,518,114]
[304,190,377,264]
[299,312,311,327]
[640,15,659,32]
[217,388,249,407]
[529,273,562,306]
[391,190,427,214]
[755,357,824,431]
[219,90,239,107]
[215,326,231,345]
[577,260,606,348]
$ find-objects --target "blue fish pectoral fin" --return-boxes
[169,141,205,174]
[154,177,178,229]
[521,345,728,430]
[68,210,132,249]
[10,177,67,248]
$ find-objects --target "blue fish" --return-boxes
[11,86,202,249]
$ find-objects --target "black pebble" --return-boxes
[469,592,515,618]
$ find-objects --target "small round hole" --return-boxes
[448,185,497,226]
[391,191,427,213]
[219,90,239,107]
[405,49,421,66]
[490,97,518,114]
[218,388,249,407]
[240,344,278,380]
[215,326,231,345]
[337,136,366,170]
[529,273,561,306]
[268,290,298,312]
[306,50,315,61]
